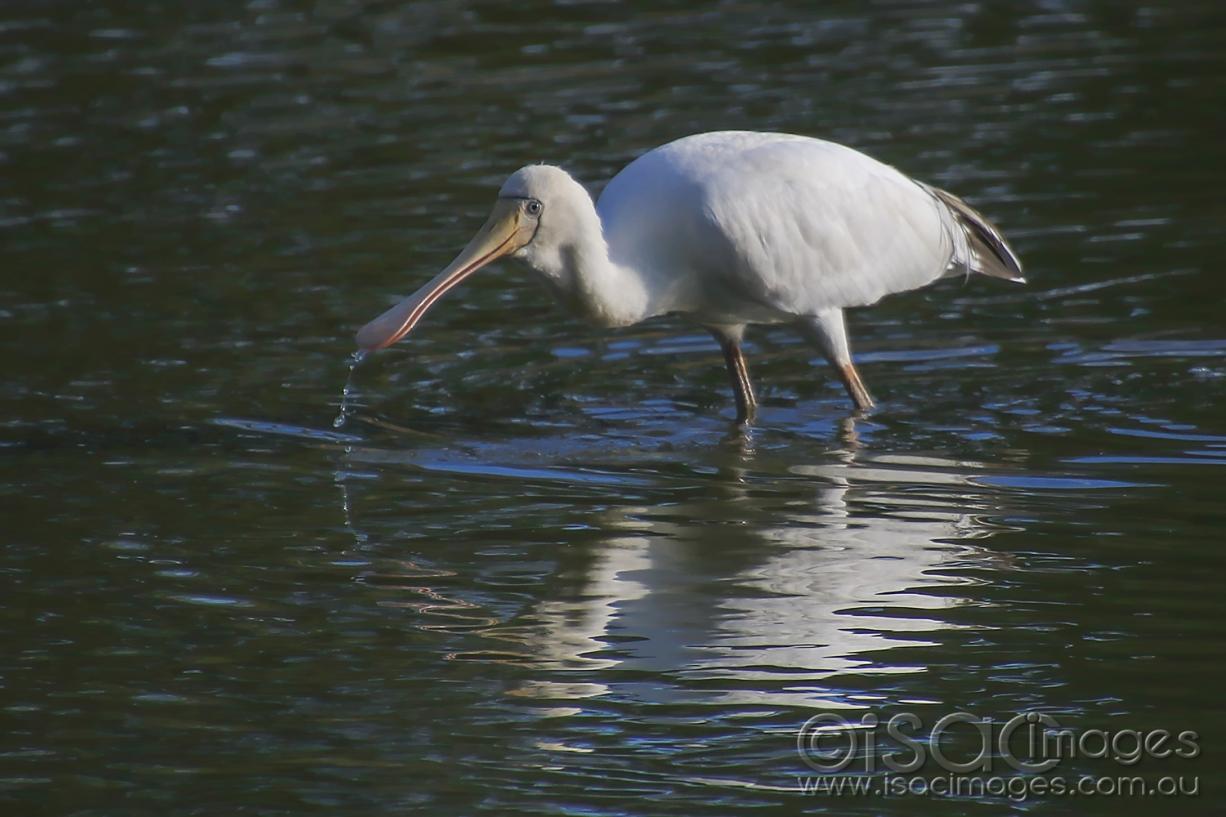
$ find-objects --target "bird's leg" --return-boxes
[837,362,874,412]
[799,310,875,411]
[710,329,757,424]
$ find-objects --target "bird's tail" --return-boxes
[926,185,1025,284]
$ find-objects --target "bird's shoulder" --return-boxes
[642,132,894,184]
[597,132,955,315]
[608,132,931,230]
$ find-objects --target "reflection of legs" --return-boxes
[709,328,757,424]
[837,415,861,452]
[799,310,875,411]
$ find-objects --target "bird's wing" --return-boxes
[694,138,962,316]
[919,183,1024,282]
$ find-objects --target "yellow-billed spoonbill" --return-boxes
[356,131,1023,422]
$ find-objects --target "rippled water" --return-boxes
[3,1,1224,814]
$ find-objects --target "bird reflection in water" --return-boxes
[333,418,1017,706]
[502,438,1016,707]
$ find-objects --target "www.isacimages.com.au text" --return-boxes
[797,773,1199,801]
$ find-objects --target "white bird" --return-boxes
[356,131,1023,422]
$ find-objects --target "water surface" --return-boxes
[2,1,1224,814]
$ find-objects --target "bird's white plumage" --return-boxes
[360,130,1022,416]
[595,131,961,325]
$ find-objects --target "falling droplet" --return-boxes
[333,350,367,428]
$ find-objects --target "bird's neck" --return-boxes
[570,232,655,329]
[528,194,656,329]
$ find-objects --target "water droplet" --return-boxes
[333,350,367,428]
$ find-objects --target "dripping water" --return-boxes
[333,349,368,428]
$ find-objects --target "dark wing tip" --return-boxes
[927,185,1024,281]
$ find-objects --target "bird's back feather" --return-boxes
[597,131,1022,323]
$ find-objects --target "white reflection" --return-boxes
[518,446,1012,707]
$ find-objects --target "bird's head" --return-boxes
[355,164,589,351]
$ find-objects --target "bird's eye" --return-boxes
[525,199,543,216]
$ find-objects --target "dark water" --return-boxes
[3,2,1225,814]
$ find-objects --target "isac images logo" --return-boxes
[795,710,1200,801]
